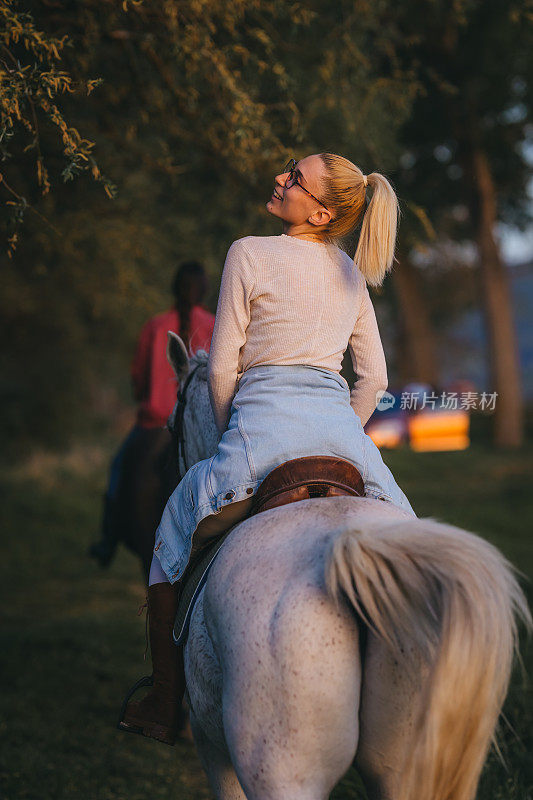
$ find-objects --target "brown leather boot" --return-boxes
[118,581,186,746]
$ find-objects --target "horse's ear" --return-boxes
[166,331,189,381]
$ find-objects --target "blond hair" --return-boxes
[319,153,400,287]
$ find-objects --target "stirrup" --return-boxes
[116,674,153,734]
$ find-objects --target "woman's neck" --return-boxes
[282,222,327,243]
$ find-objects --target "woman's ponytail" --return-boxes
[354,172,400,287]
[319,153,400,287]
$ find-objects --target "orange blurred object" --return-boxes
[366,418,405,449]
[407,409,470,452]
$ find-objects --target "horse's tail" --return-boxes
[325,513,531,800]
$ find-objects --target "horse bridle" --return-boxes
[167,364,202,480]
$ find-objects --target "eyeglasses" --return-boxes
[282,158,327,209]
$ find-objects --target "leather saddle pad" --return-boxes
[250,455,364,515]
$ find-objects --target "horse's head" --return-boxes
[166,331,220,480]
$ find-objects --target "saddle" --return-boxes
[250,455,364,515]
[174,456,364,645]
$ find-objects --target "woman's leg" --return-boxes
[193,498,255,543]
[148,553,170,585]
[120,547,182,745]
[118,574,183,745]
[120,497,254,745]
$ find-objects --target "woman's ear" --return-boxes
[308,208,333,227]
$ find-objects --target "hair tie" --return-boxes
[363,174,368,188]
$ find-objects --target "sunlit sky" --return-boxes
[498,224,533,264]
[499,143,533,265]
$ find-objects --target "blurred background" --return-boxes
[1,1,532,798]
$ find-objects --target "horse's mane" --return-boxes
[189,348,209,380]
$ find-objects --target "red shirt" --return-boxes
[131,305,215,428]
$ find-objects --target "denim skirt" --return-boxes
[154,364,416,582]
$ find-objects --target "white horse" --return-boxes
[168,334,531,800]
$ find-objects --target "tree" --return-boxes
[0,0,116,256]
[393,0,532,446]
[2,0,424,453]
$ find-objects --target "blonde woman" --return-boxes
[119,153,416,745]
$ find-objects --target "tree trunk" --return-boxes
[471,146,523,448]
[392,250,439,387]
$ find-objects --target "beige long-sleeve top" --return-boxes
[207,234,388,435]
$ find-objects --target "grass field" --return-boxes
[1,427,532,800]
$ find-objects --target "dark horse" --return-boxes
[89,349,208,582]
[88,426,177,581]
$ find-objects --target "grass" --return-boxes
[1,428,532,799]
